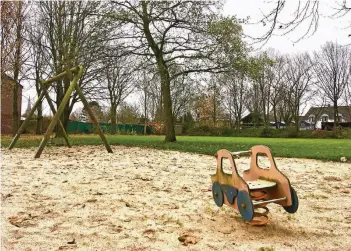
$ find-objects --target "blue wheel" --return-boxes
[212,182,223,207]
[237,190,254,222]
[283,187,299,214]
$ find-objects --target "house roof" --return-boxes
[303,106,351,122]
[1,73,23,88]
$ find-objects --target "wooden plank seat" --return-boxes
[247,179,276,190]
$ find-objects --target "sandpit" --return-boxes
[1,146,351,251]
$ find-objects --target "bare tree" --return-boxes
[169,67,198,123]
[267,51,287,128]
[285,53,314,131]
[1,1,28,135]
[109,0,246,142]
[1,1,17,74]
[102,53,137,134]
[277,88,294,127]
[138,69,156,134]
[313,42,351,127]
[207,76,223,127]
[221,71,248,129]
[26,15,49,134]
[258,53,274,128]
[246,52,274,128]
[343,75,351,120]
[255,1,350,46]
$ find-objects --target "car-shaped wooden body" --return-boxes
[211,145,298,225]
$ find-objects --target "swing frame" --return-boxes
[8,66,113,158]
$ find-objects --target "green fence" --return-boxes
[67,121,152,135]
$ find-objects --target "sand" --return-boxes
[1,145,351,251]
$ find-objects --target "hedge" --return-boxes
[186,126,351,139]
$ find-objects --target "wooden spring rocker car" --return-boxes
[211,145,298,226]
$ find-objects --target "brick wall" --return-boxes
[1,75,22,135]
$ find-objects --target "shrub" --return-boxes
[260,128,275,138]
[185,125,350,139]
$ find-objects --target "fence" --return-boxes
[67,121,152,134]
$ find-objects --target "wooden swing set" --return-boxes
[8,66,113,158]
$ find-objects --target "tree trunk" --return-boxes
[55,79,63,136]
[213,92,217,127]
[56,77,72,137]
[144,121,147,135]
[36,104,43,134]
[333,98,338,129]
[160,67,176,142]
[141,1,175,142]
[110,105,117,134]
[12,79,19,136]
[273,105,278,129]
[62,111,70,132]
[262,100,269,129]
[294,111,300,132]
[235,115,240,129]
[12,2,23,136]
[154,54,176,141]
[144,96,147,135]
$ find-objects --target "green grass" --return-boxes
[1,134,350,162]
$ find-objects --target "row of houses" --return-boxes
[240,106,351,129]
[302,106,351,129]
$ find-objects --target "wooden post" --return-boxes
[40,66,79,86]
[8,91,46,149]
[74,84,113,153]
[34,67,83,158]
[40,83,71,148]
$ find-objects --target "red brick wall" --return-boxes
[1,76,22,135]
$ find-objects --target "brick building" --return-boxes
[1,74,23,135]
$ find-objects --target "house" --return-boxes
[302,106,351,129]
[1,74,23,135]
[241,113,264,127]
[241,113,287,128]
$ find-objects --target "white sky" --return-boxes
[223,0,350,53]
[21,0,351,115]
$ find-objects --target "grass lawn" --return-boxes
[1,134,350,161]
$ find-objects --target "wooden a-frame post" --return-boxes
[8,66,113,158]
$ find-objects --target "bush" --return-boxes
[185,125,351,139]
[260,128,274,138]
[310,129,350,139]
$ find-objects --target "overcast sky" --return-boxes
[21,0,351,115]
[223,0,351,53]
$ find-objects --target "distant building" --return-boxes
[302,106,351,129]
[21,96,33,119]
[1,74,23,135]
[241,113,263,127]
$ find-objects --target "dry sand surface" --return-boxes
[1,145,351,251]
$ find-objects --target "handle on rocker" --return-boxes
[215,149,241,177]
[250,145,278,170]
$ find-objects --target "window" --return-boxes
[338,113,343,122]
[309,114,315,123]
[321,114,328,122]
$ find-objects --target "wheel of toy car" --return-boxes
[237,190,254,222]
[283,186,299,214]
[212,182,223,207]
